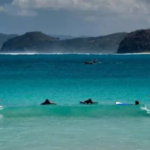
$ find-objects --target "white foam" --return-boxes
[0,53,37,55]
[0,53,123,55]
[141,105,150,114]
[0,106,4,110]
[0,53,103,55]
[0,52,150,56]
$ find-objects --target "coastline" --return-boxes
[1,52,150,55]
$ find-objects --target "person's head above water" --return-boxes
[41,99,51,105]
[135,100,139,105]
[84,99,93,104]
[41,99,57,105]
[45,99,51,103]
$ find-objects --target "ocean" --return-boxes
[0,54,150,150]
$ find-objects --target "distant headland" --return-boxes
[1,29,150,54]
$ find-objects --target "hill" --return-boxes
[1,31,59,53]
[58,32,127,53]
[117,29,150,53]
[49,34,74,40]
[1,31,127,53]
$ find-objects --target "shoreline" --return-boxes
[0,52,150,55]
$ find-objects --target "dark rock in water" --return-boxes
[117,29,150,53]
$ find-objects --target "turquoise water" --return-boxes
[0,54,150,150]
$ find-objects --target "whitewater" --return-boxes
[0,54,150,150]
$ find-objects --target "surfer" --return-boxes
[41,99,57,105]
[115,100,140,105]
[135,100,139,105]
[84,99,93,104]
[80,99,98,104]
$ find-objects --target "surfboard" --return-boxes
[115,102,128,105]
[80,101,98,104]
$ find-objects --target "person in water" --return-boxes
[115,100,140,105]
[82,99,94,104]
[41,99,57,105]
[135,100,139,105]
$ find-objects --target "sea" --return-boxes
[0,53,150,150]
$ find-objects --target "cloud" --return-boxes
[0,2,37,16]
[1,0,150,18]
[11,0,150,13]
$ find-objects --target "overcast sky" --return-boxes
[0,0,150,36]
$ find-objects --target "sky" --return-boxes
[0,0,150,36]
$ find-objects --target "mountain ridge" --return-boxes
[1,31,127,53]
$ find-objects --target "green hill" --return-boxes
[1,31,127,53]
[58,33,127,53]
[1,31,59,53]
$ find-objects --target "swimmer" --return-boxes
[41,99,57,105]
[80,99,98,104]
[135,100,139,105]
